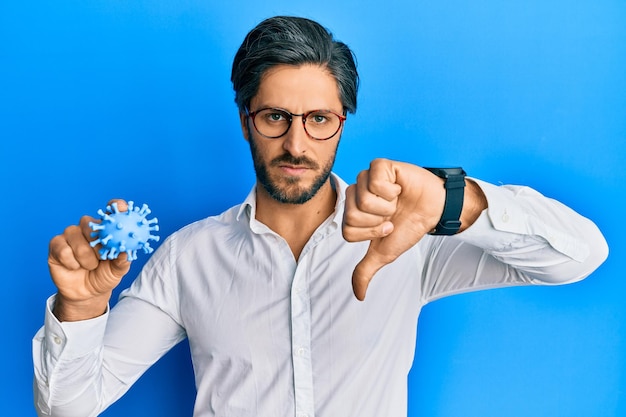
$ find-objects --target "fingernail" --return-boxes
[382,223,393,235]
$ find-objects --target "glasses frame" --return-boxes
[246,107,347,141]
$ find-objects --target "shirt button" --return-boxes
[296,347,306,356]
[501,212,510,223]
[53,335,62,345]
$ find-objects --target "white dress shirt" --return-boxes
[33,174,608,417]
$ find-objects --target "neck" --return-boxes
[255,177,337,261]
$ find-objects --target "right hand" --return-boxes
[48,199,132,321]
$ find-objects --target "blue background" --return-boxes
[1,0,624,415]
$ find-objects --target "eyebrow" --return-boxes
[251,105,343,114]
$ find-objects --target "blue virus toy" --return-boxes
[89,201,160,261]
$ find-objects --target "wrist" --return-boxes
[458,179,488,232]
[53,292,110,322]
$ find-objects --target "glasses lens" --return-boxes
[253,109,291,138]
[304,111,342,140]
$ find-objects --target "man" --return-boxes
[33,16,608,417]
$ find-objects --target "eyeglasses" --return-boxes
[247,107,346,141]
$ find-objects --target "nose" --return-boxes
[282,115,309,155]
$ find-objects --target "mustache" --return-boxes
[270,153,319,170]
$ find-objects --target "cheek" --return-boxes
[249,136,275,163]
[322,142,340,164]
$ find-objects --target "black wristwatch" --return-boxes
[424,167,467,235]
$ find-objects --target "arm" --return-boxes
[342,159,608,300]
[33,200,184,416]
[420,179,608,302]
[33,293,184,416]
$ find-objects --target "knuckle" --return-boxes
[344,184,356,201]
[341,226,355,242]
[48,235,64,255]
[75,241,95,258]
[54,244,79,270]
[79,216,94,229]
[71,243,99,271]
[342,209,361,226]
[356,194,382,214]
[368,177,388,195]
[63,224,79,235]
[341,224,365,243]
[355,193,376,212]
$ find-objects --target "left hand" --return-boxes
[342,159,447,301]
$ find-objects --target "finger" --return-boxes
[364,160,402,201]
[343,195,389,228]
[80,199,129,245]
[65,224,100,271]
[48,233,82,271]
[351,219,428,300]
[354,171,399,216]
[351,243,394,301]
[108,252,132,280]
[86,252,131,296]
[107,199,128,212]
[79,215,99,241]
[342,220,394,243]
[344,184,395,242]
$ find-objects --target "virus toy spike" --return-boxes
[89,201,160,261]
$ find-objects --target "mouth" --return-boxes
[278,164,310,176]
[271,154,318,176]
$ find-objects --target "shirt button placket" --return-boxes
[291,255,315,417]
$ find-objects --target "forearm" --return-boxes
[33,296,108,417]
[459,180,608,283]
[33,294,186,416]
[420,180,607,303]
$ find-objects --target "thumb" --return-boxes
[109,252,132,280]
[352,244,389,301]
[90,252,132,297]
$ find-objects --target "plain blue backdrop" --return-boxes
[1,0,624,416]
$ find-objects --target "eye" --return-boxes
[261,109,289,123]
[308,112,330,124]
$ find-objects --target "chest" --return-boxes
[178,233,422,357]
[175,231,424,416]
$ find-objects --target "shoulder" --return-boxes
[170,203,247,244]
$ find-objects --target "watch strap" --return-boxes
[424,167,466,235]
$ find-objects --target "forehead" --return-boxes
[251,64,342,111]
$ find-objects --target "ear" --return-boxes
[239,112,250,141]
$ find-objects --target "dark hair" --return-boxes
[231,16,359,114]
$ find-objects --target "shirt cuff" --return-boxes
[44,294,109,360]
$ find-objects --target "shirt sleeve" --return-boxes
[32,246,186,417]
[419,179,609,303]
[32,295,109,417]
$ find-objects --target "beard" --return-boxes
[248,136,337,205]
